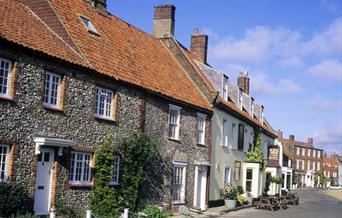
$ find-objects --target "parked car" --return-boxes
[328,185,342,190]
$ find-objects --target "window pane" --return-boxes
[0,58,11,95]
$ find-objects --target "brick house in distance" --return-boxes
[0,0,213,215]
[322,155,339,187]
[278,133,323,187]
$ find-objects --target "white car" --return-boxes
[328,185,342,190]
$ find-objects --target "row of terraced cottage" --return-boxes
[0,0,320,216]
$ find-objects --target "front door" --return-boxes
[195,166,207,211]
[34,148,54,215]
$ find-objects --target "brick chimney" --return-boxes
[190,28,208,64]
[277,130,283,139]
[153,4,175,38]
[85,0,107,13]
[237,71,250,94]
[289,135,295,141]
[307,137,313,145]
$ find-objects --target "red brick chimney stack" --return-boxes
[153,4,176,38]
[190,28,208,64]
[289,135,295,141]
[277,130,283,139]
[85,0,107,13]
[237,71,250,95]
[307,137,313,145]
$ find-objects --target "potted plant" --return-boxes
[221,184,238,209]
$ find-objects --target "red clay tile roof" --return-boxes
[46,0,211,110]
[178,45,276,137]
[323,157,339,167]
[278,138,315,148]
[0,0,89,68]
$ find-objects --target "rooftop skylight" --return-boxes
[80,15,99,36]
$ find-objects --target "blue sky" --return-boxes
[108,0,342,155]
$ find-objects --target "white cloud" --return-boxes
[208,17,342,63]
[307,59,342,82]
[309,96,342,111]
[251,73,303,94]
[314,124,342,155]
[277,56,302,68]
[303,18,342,56]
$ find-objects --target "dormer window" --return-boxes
[222,75,228,101]
[238,89,243,110]
[80,16,99,35]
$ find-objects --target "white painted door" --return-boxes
[34,148,54,215]
[195,167,207,211]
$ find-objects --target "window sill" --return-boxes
[68,182,94,189]
[196,143,206,147]
[0,95,14,102]
[43,104,63,112]
[94,115,116,123]
[171,201,185,205]
[168,138,181,143]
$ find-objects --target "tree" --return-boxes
[246,128,266,169]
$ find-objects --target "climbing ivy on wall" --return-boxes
[91,133,157,217]
[119,133,157,211]
[91,134,120,217]
[246,128,266,169]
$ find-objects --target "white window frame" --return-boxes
[317,151,320,158]
[43,71,61,109]
[0,57,12,98]
[94,86,114,120]
[312,161,316,171]
[196,113,206,145]
[222,75,228,101]
[307,160,311,170]
[69,152,92,185]
[223,166,231,185]
[301,160,305,170]
[231,123,236,149]
[109,155,120,185]
[80,15,99,35]
[168,105,181,140]
[222,119,228,147]
[308,149,311,157]
[317,162,320,171]
[313,150,316,158]
[296,147,300,156]
[0,144,10,182]
[172,162,187,204]
[302,148,305,156]
[296,159,299,170]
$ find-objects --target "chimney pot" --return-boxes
[277,130,283,139]
[86,0,107,13]
[190,28,208,64]
[289,135,295,141]
[237,71,250,94]
[153,4,176,38]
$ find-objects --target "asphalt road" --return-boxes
[219,188,342,218]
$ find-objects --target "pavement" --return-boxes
[174,188,342,218]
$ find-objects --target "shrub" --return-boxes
[56,198,82,218]
[0,182,31,217]
[10,212,35,218]
[237,185,244,195]
[142,206,173,218]
[221,184,238,200]
[246,129,266,169]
